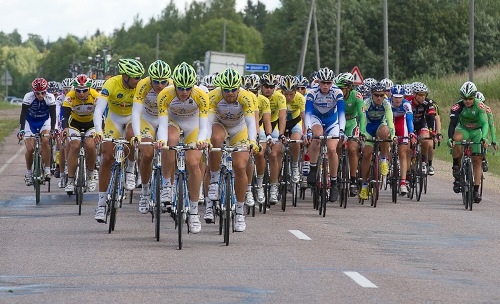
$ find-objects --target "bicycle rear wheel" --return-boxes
[391,152,399,204]
[108,165,120,233]
[415,153,423,201]
[371,154,379,208]
[34,151,41,205]
[281,153,289,212]
[320,156,328,217]
[467,161,474,211]
[76,155,85,215]
[339,151,349,208]
[154,169,161,241]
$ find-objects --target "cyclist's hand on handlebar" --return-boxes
[481,138,489,149]
[492,142,498,152]
[409,132,417,144]
[130,135,141,146]
[93,131,103,144]
[155,140,166,150]
[17,130,25,141]
[278,134,286,143]
[249,140,260,154]
[339,131,347,142]
[196,140,208,150]
[447,138,454,148]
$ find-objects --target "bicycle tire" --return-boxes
[339,151,349,208]
[262,163,269,214]
[461,161,469,209]
[467,161,474,211]
[250,171,257,217]
[321,156,328,217]
[224,173,232,246]
[177,172,184,250]
[108,164,120,233]
[371,153,379,208]
[34,148,41,205]
[391,149,399,204]
[415,152,423,201]
[154,168,161,241]
[77,154,85,215]
[292,182,298,208]
[281,152,289,212]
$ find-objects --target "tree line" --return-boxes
[1,0,500,97]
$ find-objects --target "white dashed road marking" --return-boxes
[289,230,311,240]
[343,271,378,288]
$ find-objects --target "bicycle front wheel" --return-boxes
[176,172,184,250]
[370,154,379,208]
[224,173,232,246]
[154,169,161,241]
[76,155,85,215]
[108,165,120,233]
[281,153,289,212]
[34,150,41,205]
[339,152,349,209]
[321,156,328,217]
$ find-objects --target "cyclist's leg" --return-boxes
[307,118,323,184]
[470,129,484,202]
[268,128,282,203]
[451,128,466,193]
[254,129,267,203]
[290,124,302,183]
[40,120,52,177]
[207,122,226,201]
[376,124,390,176]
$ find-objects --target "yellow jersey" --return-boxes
[208,87,256,127]
[285,92,306,121]
[263,90,286,122]
[99,75,137,116]
[250,92,271,122]
[62,88,99,123]
[133,77,166,116]
[157,86,209,120]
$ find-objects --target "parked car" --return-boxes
[3,96,17,102]
[9,98,23,106]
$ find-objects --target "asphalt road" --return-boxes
[1,128,500,304]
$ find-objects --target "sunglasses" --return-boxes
[34,91,47,95]
[320,81,333,85]
[152,79,168,85]
[416,93,427,96]
[222,87,238,93]
[297,86,307,90]
[463,97,474,101]
[372,93,385,98]
[176,86,192,91]
[263,85,275,89]
[75,88,89,93]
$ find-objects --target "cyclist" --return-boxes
[57,78,74,186]
[476,91,498,152]
[356,84,371,100]
[390,84,415,196]
[380,78,393,98]
[17,78,57,185]
[335,72,366,196]
[411,82,436,175]
[358,82,396,200]
[205,68,259,232]
[296,75,309,96]
[448,81,489,203]
[93,58,144,223]
[304,67,345,202]
[131,60,172,214]
[258,73,287,204]
[243,74,272,206]
[156,62,208,233]
[61,74,99,194]
[280,75,306,183]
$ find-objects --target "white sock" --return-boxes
[236,202,244,214]
[190,201,198,215]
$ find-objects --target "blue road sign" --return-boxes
[245,63,270,72]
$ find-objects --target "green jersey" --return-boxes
[457,99,489,138]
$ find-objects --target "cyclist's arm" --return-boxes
[335,89,346,132]
[448,102,463,139]
[49,104,57,131]
[61,106,71,129]
[404,101,415,134]
[131,102,143,137]
[93,97,108,133]
[263,113,272,136]
[384,100,395,137]
[157,115,169,144]
[304,93,314,131]
[356,97,366,135]
[478,104,489,139]
[19,104,29,131]
[487,109,497,143]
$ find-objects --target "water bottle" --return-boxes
[302,154,311,176]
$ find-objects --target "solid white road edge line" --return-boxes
[0,148,23,175]
[288,230,311,240]
[343,271,378,288]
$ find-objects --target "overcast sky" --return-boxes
[1,0,281,42]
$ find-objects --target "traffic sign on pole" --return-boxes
[350,66,363,85]
[1,69,13,86]
[245,63,270,73]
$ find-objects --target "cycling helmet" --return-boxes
[403,83,413,95]
[281,75,298,91]
[380,78,393,90]
[363,78,377,88]
[92,79,106,90]
[371,82,385,93]
[296,75,309,87]
[73,74,93,87]
[148,60,171,80]
[171,62,197,88]
[357,84,370,96]
[61,78,73,89]
[460,81,477,98]
[218,68,242,89]
[390,84,405,97]
[118,58,145,78]
[413,82,428,94]
[260,73,278,86]
[32,78,48,91]
[316,67,335,82]
[244,74,260,91]
[201,74,217,89]
[475,91,485,103]
[47,81,61,93]
[335,72,354,88]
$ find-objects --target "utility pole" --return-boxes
[335,0,341,74]
[156,33,160,60]
[469,0,474,81]
[313,0,320,70]
[297,0,315,75]
[383,0,389,78]
[222,20,227,52]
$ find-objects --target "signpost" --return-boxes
[1,70,13,98]
[245,63,270,73]
[350,66,364,85]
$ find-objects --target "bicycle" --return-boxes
[407,136,433,201]
[310,135,338,217]
[211,145,251,246]
[279,137,303,212]
[102,137,129,234]
[67,131,89,215]
[338,138,349,209]
[21,132,51,205]
[168,142,196,250]
[359,138,393,208]
[454,140,484,211]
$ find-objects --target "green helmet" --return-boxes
[118,58,144,78]
[460,81,477,98]
[148,60,171,79]
[172,62,197,88]
[218,68,241,89]
[335,72,354,88]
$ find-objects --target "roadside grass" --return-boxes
[407,64,500,175]
[0,119,19,142]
